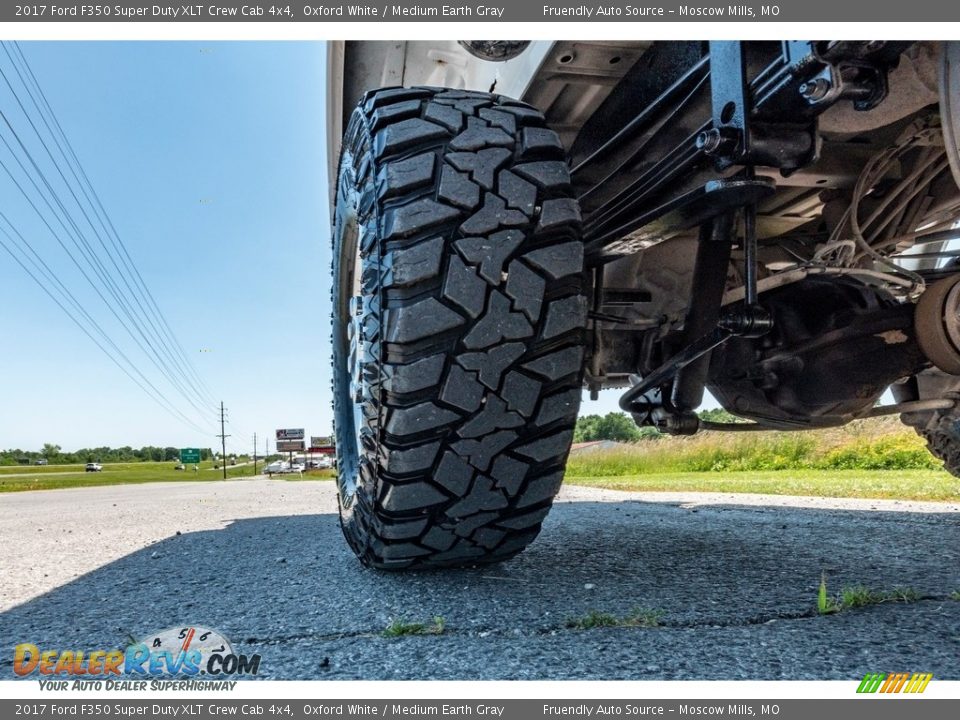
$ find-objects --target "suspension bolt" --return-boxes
[696,128,739,156]
[799,77,832,102]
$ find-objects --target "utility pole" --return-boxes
[217,401,230,481]
[253,432,257,475]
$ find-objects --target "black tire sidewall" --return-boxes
[332,87,586,568]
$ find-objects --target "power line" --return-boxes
[0,222,211,436]
[0,99,216,424]
[9,41,220,407]
[0,54,218,412]
[0,142,216,429]
[5,41,221,409]
[0,45,239,435]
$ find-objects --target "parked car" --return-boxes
[85,463,102,473]
[264,461,287,474]
[174,463,185,471]
[34,459,48,466]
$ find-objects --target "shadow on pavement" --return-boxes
[2,498,958,680]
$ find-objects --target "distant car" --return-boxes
[34,459,48,466]
[230,458,237,466]
[289,463,306,473]
[174,463,185,471]
[85,463,102,472]
[264,461,287,474]
[308,456,334,469]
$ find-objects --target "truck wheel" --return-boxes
[901,397,960,477]
[895,369,960,477]
[331,87,587,569]
[920,418,960,477]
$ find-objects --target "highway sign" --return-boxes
[276,428,305,440]
[180,448,201,464]
[277,440,306,452]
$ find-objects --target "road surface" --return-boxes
[1,477,958,680]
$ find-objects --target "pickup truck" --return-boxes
[327,40,960,568]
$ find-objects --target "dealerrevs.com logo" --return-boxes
[13,626,261,688]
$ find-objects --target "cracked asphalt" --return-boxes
[1,477,959,680]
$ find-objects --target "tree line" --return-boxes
[574,409,743,442]
[0,444,216,465]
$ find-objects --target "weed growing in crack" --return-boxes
[382,616,445,638]
[818,575,925,614]
[888,586,922,603]
[565,611,620,630]
[950,590,960,601]
[565,608,665,630]
[818,573,840,615]
[839,585,886,609]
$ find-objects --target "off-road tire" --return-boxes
[901,399,960,478]
[920,418,960,477]
[895,370,960,478]
[332,87,587,569]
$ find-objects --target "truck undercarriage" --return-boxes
[329,40,960,567]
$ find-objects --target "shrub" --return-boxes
[565,417,940,475]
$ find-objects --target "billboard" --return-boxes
[276,440,305,452]
[276,428,305,440]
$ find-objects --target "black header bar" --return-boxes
[4,1,960,23]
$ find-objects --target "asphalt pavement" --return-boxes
[1,477,958,680]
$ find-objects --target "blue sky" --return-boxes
[0,40,712,454]
[0,42,329,454]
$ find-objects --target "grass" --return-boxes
[0,460,264,493]
[8,419,960,501]
[565,418,960,501]
[565,469,958,501]
[565,611,620,630]
[818,575,924,615]
[0,462,104,475]
[382,617,445,638]
[951,591,960,601]
[284,468,336,481]
[568,419,944,476]
[888,586,923,603]
[565,608,664,630]
[818,574,836,615]
[838,585,887,609]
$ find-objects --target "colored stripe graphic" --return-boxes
[857,672,932,693]
[857,673,886,693]
[908,673,933,693]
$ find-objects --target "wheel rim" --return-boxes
[347,234,365,486]
[335,201,365,504]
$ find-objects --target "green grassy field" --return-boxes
[562,418,960,501]
[564,469,959,501]
[1,462,100,475]
[0,460,265,493]
[566,420,942,475]
[5,418,960,501]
